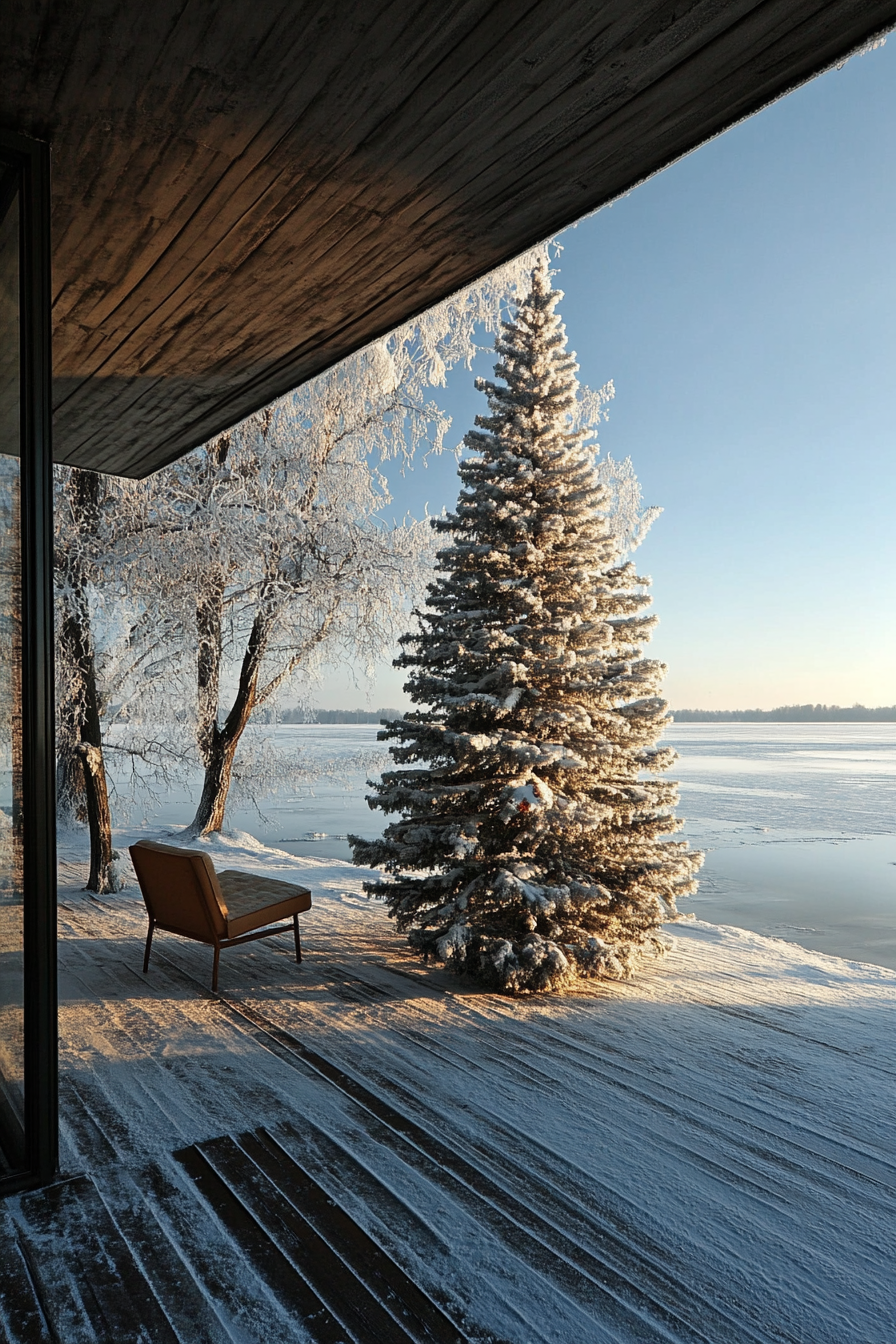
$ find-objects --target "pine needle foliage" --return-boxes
[351,264,702,993]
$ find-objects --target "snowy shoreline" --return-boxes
[92,721,896,968]
[59,820,896,984]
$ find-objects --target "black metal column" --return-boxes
[0,128,57,1193]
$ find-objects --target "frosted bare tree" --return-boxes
[53,243,662,872]
[54,466,124,892]
[109,247,550,836]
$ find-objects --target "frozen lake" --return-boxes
[666,723,896,970]
[110,721,896,971]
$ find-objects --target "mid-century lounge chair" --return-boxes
[130,839,312,991]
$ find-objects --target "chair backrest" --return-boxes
[129,840,228,940]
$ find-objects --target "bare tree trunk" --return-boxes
[188,577,342,837]
[57,602,119,892]
[196,574,223,769]
[56,631,87,826]
[55,707,87,826]
[188,609,267,835]
[189,720,248,835]
[78,744,116,892]
[185,429,346,837]
[57,469,119,893]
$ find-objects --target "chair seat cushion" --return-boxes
[217,870,312,938]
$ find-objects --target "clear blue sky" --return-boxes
[319,39,896,712]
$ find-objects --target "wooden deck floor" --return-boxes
[1,859,893,1343]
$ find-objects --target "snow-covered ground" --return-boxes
[104,721,896,968]
[48,825,895,1343]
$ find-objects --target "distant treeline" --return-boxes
[279,704,896,724]
[279,707,404,724]
[672,704,896,722]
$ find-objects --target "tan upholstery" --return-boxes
[217,870,312,938]
[130,840,228,939]
[129,840,312,990]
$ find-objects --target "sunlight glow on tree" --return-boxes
[352,263,702,993]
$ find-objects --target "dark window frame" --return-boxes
[0,127,57,1194]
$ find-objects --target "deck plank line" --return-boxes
[57,1080,240,1344]
[10,1176,179,1344]
[199,994,775,1344]
[240,1127,468,1344]
[112,948,723,1340]
[188,1133,448,1344]
[0,1205,54,1344]
[338,1012,896,1200]
[261,1116,560,1344]
[53,883,894,1343]
[174,1145,359,1344]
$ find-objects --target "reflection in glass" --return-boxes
[0,181,24,1168]
[0,179,16,454]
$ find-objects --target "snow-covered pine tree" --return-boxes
[351,262,702,994]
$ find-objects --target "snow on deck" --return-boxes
[45,831,896,1343]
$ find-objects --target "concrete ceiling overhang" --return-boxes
[5,1,895,478]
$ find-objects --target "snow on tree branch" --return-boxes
[55,245,550,842]
[352,260,702,994]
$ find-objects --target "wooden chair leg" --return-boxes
[293,913,302,964]
[212,944,220,992]
[143,921,155,974]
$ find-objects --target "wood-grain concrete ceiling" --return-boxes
[5,1,895,478]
